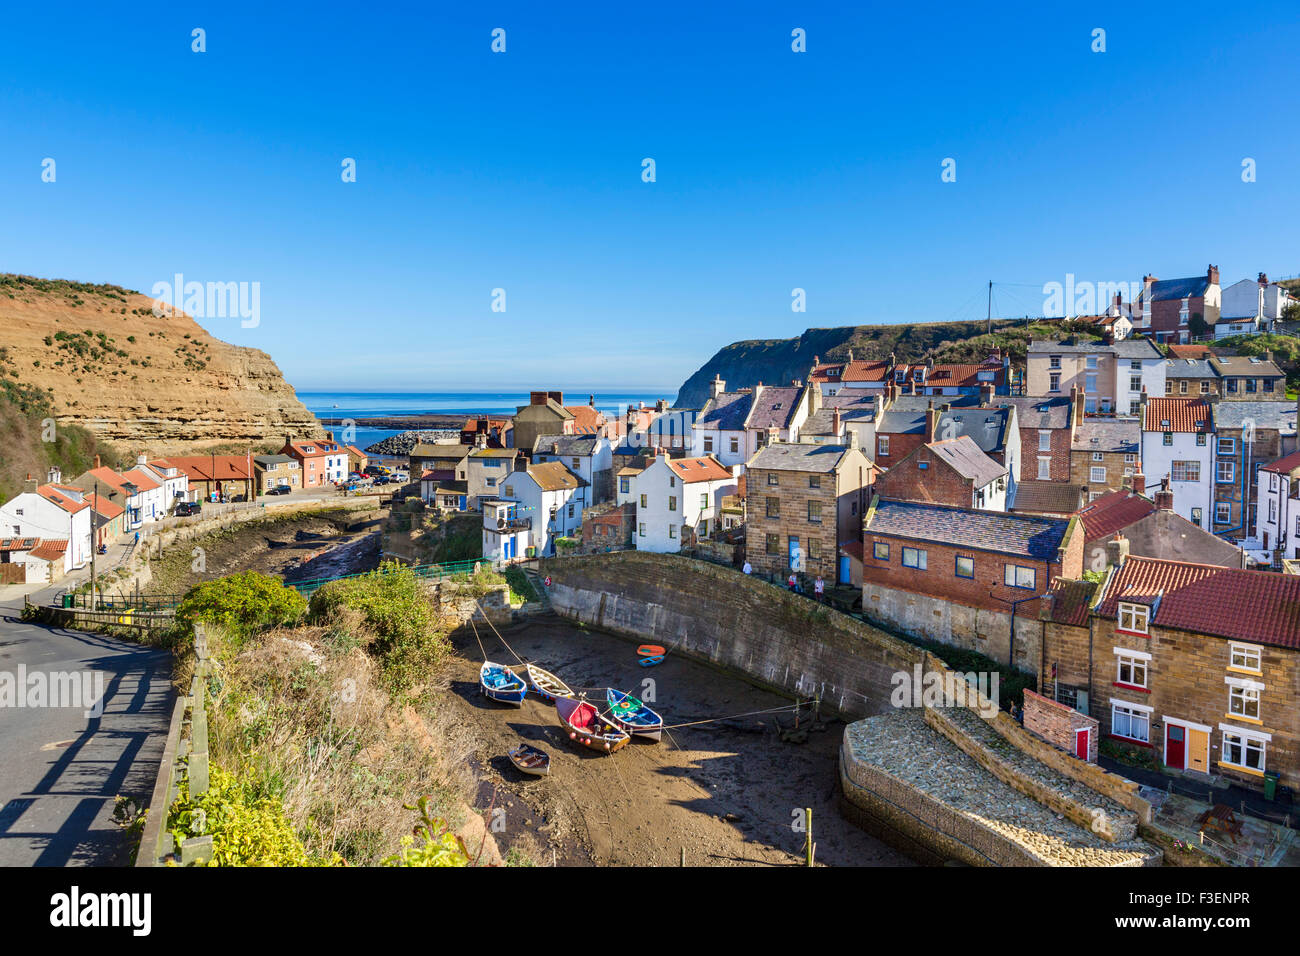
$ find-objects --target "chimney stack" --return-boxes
[979,383,994,406]
[24,473,37,494]
[925,401,938,443]
[1106,534,1131,568]
[1259,272,1269,288]
[832,406,842,436]
[1154,477,1174,511]
[709,374,726,400]
[847,350,854,363]
[1071,385,1084,426]
[1132,471,1146,494]
[1207,264,1219,286]
[94,454,101,469]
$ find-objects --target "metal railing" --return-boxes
[287,557,488,597]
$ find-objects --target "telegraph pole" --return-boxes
[89,480,98,611]
[987,280,993,335]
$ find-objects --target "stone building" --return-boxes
[744,441,875,585]
[1070,419,1141,500]
[1210,401,1297,540]
[1040,545,1300,794]
[511,391,575,455]
[872,436,1007,511]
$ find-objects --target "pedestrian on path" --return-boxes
[814,575,825,602]
[742,560,752,575]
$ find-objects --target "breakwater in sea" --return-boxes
[363,429,460,456]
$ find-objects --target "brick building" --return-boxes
[744,441,874,584]
[1210,401,1297,539]
[862,497,1082,669]
[874,398,1020,492]
[1040,547,1300,793]
[1133,266,1221,343]
[997,392,1076,482]
[872,436,1007,510]
[1075,486,1247,572]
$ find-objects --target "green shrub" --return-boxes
[382,797,470,867]
[174,571,306,650]
[503,566,537,603]
[167,763,341,866]
[308,561,447,695]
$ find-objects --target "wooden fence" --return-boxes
[136,623,214,866]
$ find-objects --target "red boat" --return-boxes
[555,696,630,753]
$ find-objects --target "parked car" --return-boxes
[374,476,390,485]
[266,485,291,496]
[175,501,201,516]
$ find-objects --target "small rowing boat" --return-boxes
[525,662,574,701]
[480,661,527,705]
[636,644,665,657]
[639,655,664,668]
[507,743,550,776]
[605,688,664,742]
[555,696,630,753]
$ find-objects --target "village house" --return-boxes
[1006,482,1088,518]
[1218,273,1297,338]
[798,390,877,449]
[493,459,585,557]
[1163,357,1218,397]
[997,392,1076,482]
[0,472,93,571]
[691,377,754,469]
[622,404,659,447]
[1132,265,1221,343]
[861,497,1082,671]
[531,434,614,508]
[1070,417,1141,501]
[1025,337,1165,418]
[511,391,575,453]
[1040,545,1300,793]
[872,436,1007,511]
[343,444,369,475]
[280,435,347,488]
[644,401,699,450]
[744,440,875,584]
[466,448,521,508]
[580,501,636,553]
[1075,485,1247,572]
[253,454,301,494]
[76,464,148,531]
[86,490,125,548]
[874,397,1021,498]
[744,381,817,451]
[119,464,165,520]
[408,442,471,482]
[460,417,511,447]
[154,455,253,502]
[808,353,892,396]
[134,457,190,509]
[1252,451,1300,567]
[1209,353,1286,400]
[1210,401,1297,541]
[0,537,73,584]
[1140,396,1215,529]
[629,453,737,553]
[480,497,532,563]
[902,353,1010,397]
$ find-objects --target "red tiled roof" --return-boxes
[84,466,133,496]
[666,456,733,484]
[918,364,1005,388]
[1166,344,1213,359]
[842,361,890,383]
[564,407,603,434]
[87,492,124,519]
[282,440,340,459]
[1143,397,1212,433]
[1075,489,1156,541]
[1262,450,1300,475]
[1046,578,1098,628]
[121,468,162,492]
[0,537,40,551]
[29,539,69,561]
[157,456,253,481]
[1097,556,1300,648]
[36,484,91,514]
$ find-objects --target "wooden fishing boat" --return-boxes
[605,688,664,742]
[636,644,666,657]
[480,661,527,705]
[525,662,574,701]
[555,696,630,753]
[507,743,550,776]
[638,655,664,668]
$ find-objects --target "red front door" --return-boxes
[1074,729,1089,759]
[1166,724,1185,769]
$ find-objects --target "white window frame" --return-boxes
[1117,602,1149,635]
[1219,725,1269,774]
[1090,466,1106,483]
[1214,501,1231,524]
[1038,430,1051,452]
[901,546,927,570]
[1003,564,1035,589]
[1229,642,1262,674]
[1037,457,1051,480]
[1216,460,1235,484]
[1114,649,1149,689]
[1110,699,1152,744]
[1217,437,1236,455]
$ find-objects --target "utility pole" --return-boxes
[987,280,993,335]
[89,480,98,611]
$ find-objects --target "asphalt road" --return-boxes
[0,592,173,866]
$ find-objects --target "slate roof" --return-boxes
[926,437,1006,486]
[410,442,470,459]
[1212,401,1297,434]
[1096,556,1300,648]
[1210,354,1284,379]
[1010,482,1087,515]
[866,499,1070,560]
[748,443,853,474]
[997,396,1072,430]
[1072,420,1140,454]
[745,387,804,431]
[1045,578,1099,627]
[532,434,603,457]
[1075,489,1156,541]
[696,391,753,431]
[1027,338,1161,360]
[1142,398,1212,434]
[1144,275,1212,302]
[802,393,878,435]
[1163,358,1217,379]
[877,406,1014,455]
[253,454,295,466]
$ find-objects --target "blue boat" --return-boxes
[480,661,527,705]
[605,688,664,742]
[639,655,664,667]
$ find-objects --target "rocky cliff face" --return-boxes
[0,275,323,453]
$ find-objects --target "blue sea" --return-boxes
[299,390,675,452]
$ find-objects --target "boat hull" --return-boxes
[525,662,574,701]
[606,689,664,742]
[555,697,630,753]
[480,662,527,706]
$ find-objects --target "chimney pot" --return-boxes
[1106,534,1131,567]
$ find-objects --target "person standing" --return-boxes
[814,575,825,603]
[742,560,752,575]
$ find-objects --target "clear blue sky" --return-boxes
[2,1,1297,393]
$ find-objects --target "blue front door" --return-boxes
[788,536,802,572]
[839,555,850,584]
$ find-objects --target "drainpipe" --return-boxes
[1008,587,1048,670]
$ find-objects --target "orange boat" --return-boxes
[636,644,665,658]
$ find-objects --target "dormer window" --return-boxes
[1118,602,1150,635]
